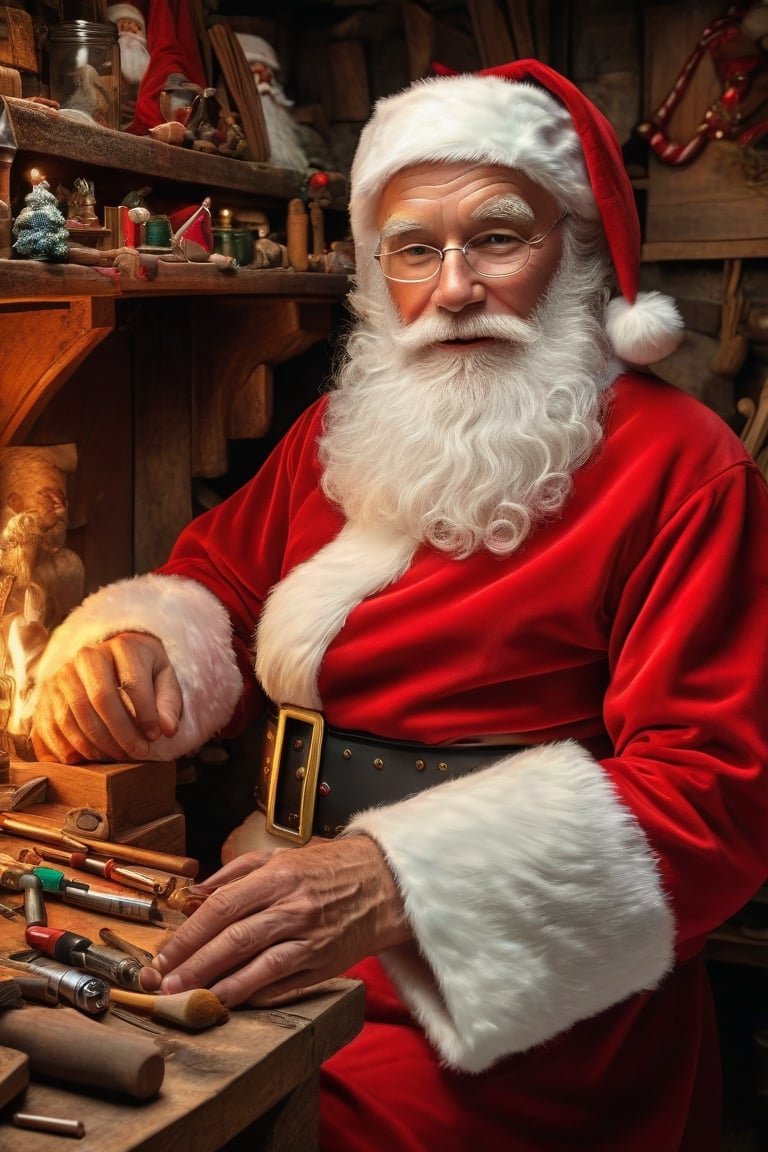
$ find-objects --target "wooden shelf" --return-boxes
[0,261,346,447]
[5,97,348,210]
[0,257,348,300]
[642,239,768,263]
[0,96,351,448]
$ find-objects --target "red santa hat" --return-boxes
[107,4,146,32]
[349,59,683,366]
[236,33,280,73]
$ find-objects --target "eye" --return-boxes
[468,231,527,255]
[397,243,438,267]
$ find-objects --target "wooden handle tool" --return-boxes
[76,835,199,879]
[0,813,199,879]
[0,1004,165,1099]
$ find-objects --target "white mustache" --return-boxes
[393,312,540,351]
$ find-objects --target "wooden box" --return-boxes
[8,758,178,838]
[642,2,768,255]
[2,758,186,853]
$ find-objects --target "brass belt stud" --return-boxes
[373,758,384,770]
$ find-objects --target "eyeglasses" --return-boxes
[374,211,568,283]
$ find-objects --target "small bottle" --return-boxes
[47,21,121,131]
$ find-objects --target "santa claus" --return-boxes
[29,61,768,1152]
[236,32,308,171]
[107,3,150,126]
[107,4,149,84]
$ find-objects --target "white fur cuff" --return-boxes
[34,573,244,759]
[346,739,674,1072]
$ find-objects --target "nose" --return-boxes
[429,247,486,312]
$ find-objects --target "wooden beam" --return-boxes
[467,0,515,68]
[402,3,435,82]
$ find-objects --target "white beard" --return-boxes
[259,85,308,170]
[118,31,150,85]
[319,235,614,558]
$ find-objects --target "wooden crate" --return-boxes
[8,758,177,837]
[112,810,187,855]
[642,2,768,248]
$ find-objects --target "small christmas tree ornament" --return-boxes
[12,180,69,261]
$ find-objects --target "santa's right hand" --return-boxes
[31,631,181,763]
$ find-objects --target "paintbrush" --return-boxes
[0,976,23,1008]
[108,987,229,1031]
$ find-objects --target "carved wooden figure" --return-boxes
[0,445,84,753]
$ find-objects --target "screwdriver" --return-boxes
[24,925,144,991]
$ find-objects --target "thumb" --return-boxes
[153,662,182,738]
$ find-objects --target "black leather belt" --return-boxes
[256,705,528,845]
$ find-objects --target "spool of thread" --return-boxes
[212,227,237,260]
[212,228,255,265]
[144,215,172,248]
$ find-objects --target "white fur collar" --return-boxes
[256,520,416,708]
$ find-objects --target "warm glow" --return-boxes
[29,167,45,186]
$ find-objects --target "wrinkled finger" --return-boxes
[165,937,316,1008]
[33,678,127,763]
[154,878,268,975]
[158,913,273,995]
[31,720,84,764]
[108,633,182,741]
[111,662,163,741]
[64,648,152,759]
[68,683,148,760]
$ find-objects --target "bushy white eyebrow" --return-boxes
[471,195,535,226]
[378,194,534,247]
[378,217,424,245]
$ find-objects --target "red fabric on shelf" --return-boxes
[126,0,205,135]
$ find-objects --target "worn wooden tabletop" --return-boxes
[0,831,364,1151]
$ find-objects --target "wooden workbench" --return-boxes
[0,832,365,1151]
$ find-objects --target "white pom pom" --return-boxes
[605,291,684,365]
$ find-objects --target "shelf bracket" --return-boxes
[0,294,115,445]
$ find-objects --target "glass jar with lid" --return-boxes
[47,21,120,131]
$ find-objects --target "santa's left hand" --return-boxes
[145,835,410,1006]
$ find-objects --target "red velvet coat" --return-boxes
[37,372,768,1150]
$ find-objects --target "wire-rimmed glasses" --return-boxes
[374,210,568,283]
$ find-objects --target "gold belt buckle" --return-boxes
[265,705,325,845]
